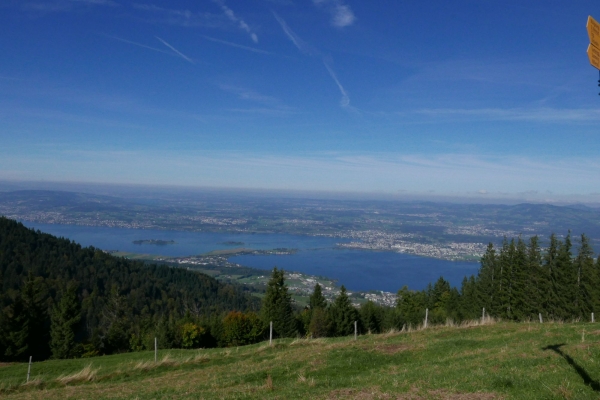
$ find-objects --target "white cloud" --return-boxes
[313,0,355,28]
[212,0,258,43]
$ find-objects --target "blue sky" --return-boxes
[1,0,599,202]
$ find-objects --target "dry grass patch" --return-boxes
[265,374,273,390]
[56,364,98,385]
[133,354,179,372]
[20,378,43,389]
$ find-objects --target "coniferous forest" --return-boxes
[1,216,598,363]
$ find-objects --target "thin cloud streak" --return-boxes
[273,12,351,108]
[272,12,316,55]
[155,36,195,64]
[202,35,271,54]
[69,0,119,5]
[414,107,600,123]
[323,60,349,107]
[219,85,281,105]
[133,3,226,28]
[212,0,258,43]
[103,34,172,55]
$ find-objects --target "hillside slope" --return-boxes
[0,321,599,399]
[0,217,260,360]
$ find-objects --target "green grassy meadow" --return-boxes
[1,321,600,399]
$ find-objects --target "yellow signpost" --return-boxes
[587,16,600,83]
[588,15,600,48]
[589,44,600,70]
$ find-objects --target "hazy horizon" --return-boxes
[1,178,600,207]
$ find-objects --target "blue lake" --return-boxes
[21,222,479,292]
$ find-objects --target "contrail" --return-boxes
[272,12,350,108]
[102,34,172,55]
[155,36,195,64]
[272,11,316,55]
[202,36,271,55]
[323,60,350,107]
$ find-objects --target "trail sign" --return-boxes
[588,44,600,70]
[588,16,600,48]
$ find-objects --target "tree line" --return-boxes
[2,216,598,361]
[225,233,600,343]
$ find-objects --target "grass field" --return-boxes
[1,320,600,399]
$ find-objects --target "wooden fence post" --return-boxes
[482,308,485,324]
[269,321,273,346]
[27,356,32,383]
[424,308,428,328]
[592,312,595,323]
[539,313,543,323]
[354,321,357,340]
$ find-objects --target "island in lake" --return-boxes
[221,241,245,246]
[132,239,176,245]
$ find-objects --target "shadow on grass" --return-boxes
[543,343,600,391]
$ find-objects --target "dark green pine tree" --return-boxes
[360,300,383,334]
[509,237,528,321]
[429,277,452,323]
[526,236,547,318]
[50,284,81,359]
[299,283,327,337]
[396,286,427,326]
[476,243,497,316]
[261,268,297,338]
[2,295,29,360]
[496,238,515,319]
[309,283,327,310]
[459,275,479,321]
[328,286,359,336]
[544,234,561,319]
[2,273,49,360]
[555,233,574,319]
[574,234,596,318]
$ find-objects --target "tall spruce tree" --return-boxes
[496,238,514,319]
[477,243,497,315]
[526,236,546,318]
[574,234,596,318]
[2,273,50,360]
[509,237,528,321]
[309,283,327,310]
[555,233,574,319]
[50,284,81,359]
[459,275,479,320]
[328,286,358,336]
[261,268,297,338]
